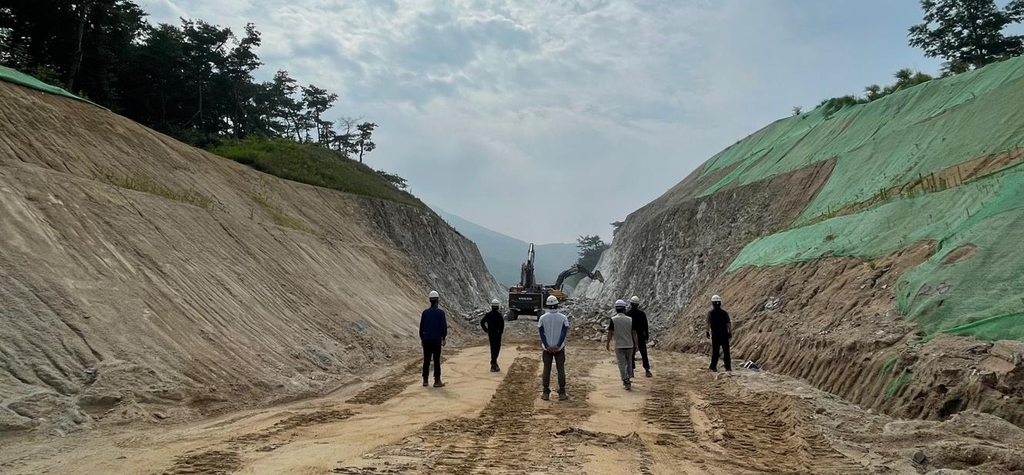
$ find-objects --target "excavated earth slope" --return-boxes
[0,80,503,434]
[576,57,1024,426]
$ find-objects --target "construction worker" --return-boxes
[481,298,505,372]
[706,294,732,372]
[538,295,569,401]
[420,290,448,387]
[607,300,639,390]
[627,295,652,378]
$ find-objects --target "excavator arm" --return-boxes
[551,263,605,290]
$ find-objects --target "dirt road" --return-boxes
[2,338,1023,474]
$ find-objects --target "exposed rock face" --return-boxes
[0,80,501,433]
[574,159,835,330]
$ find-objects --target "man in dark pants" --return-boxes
[420,290,448,387]
[706,294,732,372]
[538,295,570,401]
[481,298,505,372]
[627,295,652,378]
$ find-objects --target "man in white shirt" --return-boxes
[538,295,570,401]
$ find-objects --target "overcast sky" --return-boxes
[138,0,942,243]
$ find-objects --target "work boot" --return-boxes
[645,370,653,378]
[558,392,569,401]
[624,380,632,391]
[423,379,429,387]
[490,364,500,373]
[541,391,550,401]
[433,381,446,388]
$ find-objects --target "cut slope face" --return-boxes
[577,57,1024,426]
[0,80,502,433]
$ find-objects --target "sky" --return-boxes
[137,0,943,243]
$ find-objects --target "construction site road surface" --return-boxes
[2,340,1023,474]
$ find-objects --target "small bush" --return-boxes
[104,173,212,209]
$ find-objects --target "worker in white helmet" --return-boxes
[537,295,570,401]
[481,298,505,372]
[420,290,448,387]
[627,295,652,378]
[607,299,639,390]
[705,294,732,372]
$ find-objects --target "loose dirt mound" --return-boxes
[0,80,502,434]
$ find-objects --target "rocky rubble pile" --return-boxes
[461,298,661,347]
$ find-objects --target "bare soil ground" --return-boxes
[3,330,1022,475]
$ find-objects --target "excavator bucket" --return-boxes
[593,270,605,283]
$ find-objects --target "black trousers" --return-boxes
[488,332,502,365]
[710,335,731,371]
[632,334,650,371]
[422,339,442,381]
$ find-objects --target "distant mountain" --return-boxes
[434,207,579,288]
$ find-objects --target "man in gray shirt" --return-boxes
[606,299,639,390]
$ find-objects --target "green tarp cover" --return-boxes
[0,65,103,108]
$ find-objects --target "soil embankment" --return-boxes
[0,79,503,434]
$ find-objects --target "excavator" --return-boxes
[506,243,545,320]
[506,244,606,320]
[546,263,604,301]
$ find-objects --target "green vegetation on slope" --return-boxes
[212,138,426,209]
[103,172,212,209]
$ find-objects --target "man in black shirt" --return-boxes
[481,299,505,372]
[626,296,652,378]
[705,294,732,372]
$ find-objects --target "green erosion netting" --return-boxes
[0,65,101,107]
[697,57,1024,221]
[711,57,1024,341]
[728,163,1024,340]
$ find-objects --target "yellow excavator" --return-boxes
[546,263,604,301]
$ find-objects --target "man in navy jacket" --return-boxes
[420,290,448,387]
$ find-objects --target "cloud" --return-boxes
[137,0,941,243]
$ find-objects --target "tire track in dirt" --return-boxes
[347,351,462,406]
[334,355,540,474]
[642,371,698,444]
[702,378,868,474]
[161,449,240,475]
[336,348,606,474]
[346,360,422,405]
[157,408,356,474]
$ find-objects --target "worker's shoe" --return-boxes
[423,379,429,387]
[558,392,569,401]
[645,370,653,378]
[433,381,446,388]
[541,391,550,401]
[490,364,500,372]
[624,380,632,391]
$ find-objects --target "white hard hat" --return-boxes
[711,294,722,302]
[615,299,627,308]
[629,296,640,304]
[429,290,440,299]
[491,299,500,306]
[546,295,559,306]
